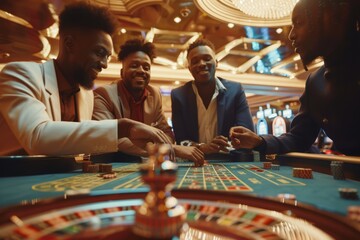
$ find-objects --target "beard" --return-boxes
[300,53,317,71]
[299,38,323,71]
[73,66,94,90]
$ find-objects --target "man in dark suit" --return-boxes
[230,0,360,156]
[171,39,254,154]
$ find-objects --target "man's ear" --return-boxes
[64,35,74,52]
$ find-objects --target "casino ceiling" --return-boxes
[0,0,322,112]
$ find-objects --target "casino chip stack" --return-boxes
[348,206,360,222]
[263,162,272,169]
[271,164,280,170]
[339,188,358,200]
[99,164,112,173]
[82,161,92,173]
[293,168,313,179]
[331,161,345,180]
[87,164,99,173]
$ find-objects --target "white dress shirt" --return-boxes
[191,77,226,144]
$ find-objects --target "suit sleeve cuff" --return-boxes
[254,136,266,154]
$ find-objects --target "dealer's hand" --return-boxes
[229,126,263,149]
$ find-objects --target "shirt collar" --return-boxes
[54,60,80,96]
[192,77,226,93]
[119,80,149,103]
[215,77,226,91]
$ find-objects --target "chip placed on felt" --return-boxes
[348,205,360,222]
[339,188,358,200]
[293,168,313,179]
[99,163,112,173]
[271,164,280,170]
[87,164,99,173]
[81,160,92,173]
[263,162,272,169]
[331,161,345,180]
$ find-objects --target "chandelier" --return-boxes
[231,0,298,19]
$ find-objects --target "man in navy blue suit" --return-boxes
[171,38,254,154]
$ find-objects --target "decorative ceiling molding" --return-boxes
[0,0,311,108]
[91,0,167,15]
[0,10,32,28]
[0,9,51,61]
[194,0,292,27]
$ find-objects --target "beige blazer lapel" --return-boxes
[42,60,61,121]
[118,90,131,118]
[77,87,93,121]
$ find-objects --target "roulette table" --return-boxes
[0,152,359,239]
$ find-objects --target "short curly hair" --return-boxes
[59,2,118,35]
[187,38,215,57]
[118,38,156,62]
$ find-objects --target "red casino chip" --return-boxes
[293,168,313,179]
[263,162,272,169]
[347,205,360,222]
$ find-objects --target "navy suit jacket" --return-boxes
[171,77,254,144]
[261,64,360,156]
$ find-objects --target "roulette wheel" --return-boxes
[0,187,359,239]
[0,150,359,239]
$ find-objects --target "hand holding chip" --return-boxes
[229,126,263,149]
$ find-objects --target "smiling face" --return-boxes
[187,45,217,84]
[70,30,113,89]
[121,51,151,94]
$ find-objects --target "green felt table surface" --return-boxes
[0,161,359,216]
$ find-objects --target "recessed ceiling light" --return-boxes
[174,17,181,23]
[175,81,180,85]
[120,28,126,34]
[274,87,279,91]
[293,55,300,61]
[227,23,235,28]
[0,52,10,58]
[276,28,283,34]
[294,63,299,70]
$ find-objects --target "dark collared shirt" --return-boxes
[118,81,148,122]
[54,61,80,122]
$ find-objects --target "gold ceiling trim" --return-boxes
[91,0,166,15]
[0,10,51,60]
[194,0,292,27]
[0,10,32,28]
[145,28,202,69]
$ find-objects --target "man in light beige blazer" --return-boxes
[93,39,204,166]
[0,3,172,156]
